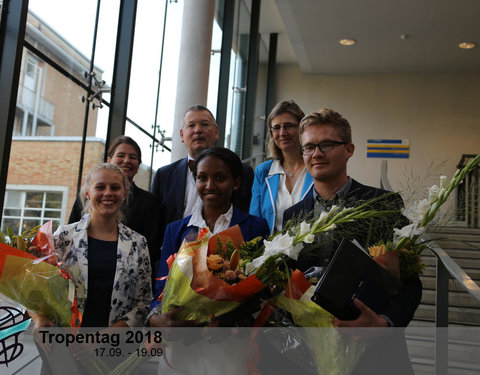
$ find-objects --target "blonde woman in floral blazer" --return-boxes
[29,163,151,329]
[53,214,152,326]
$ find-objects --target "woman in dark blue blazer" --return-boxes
[151,147,270,313]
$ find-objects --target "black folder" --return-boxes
[311,238,400,320]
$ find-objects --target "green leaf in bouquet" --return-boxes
[6,227,14,243]
[15,236,26,251]
[0,255,73,326]
[162,262,241,323]
[0,230,6,245]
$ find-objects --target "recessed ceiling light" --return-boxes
[458,42,476,49]
[339,39,356,46]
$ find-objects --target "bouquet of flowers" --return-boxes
[158,225,269,323]
[0,221,80,327]
[368,153,480,281]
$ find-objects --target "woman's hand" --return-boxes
[28,311,55,329]
[149,307,198,328]
[28,311,54,353]
[110,320,129,328]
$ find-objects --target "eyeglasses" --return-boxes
[301,141,347,155]
[270,122,298,133]
[184,121,215,131]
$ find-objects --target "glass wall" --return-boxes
[226,0,251,155]
[0,0,260,233]
[127,0,183,181]
[4,0,112,233]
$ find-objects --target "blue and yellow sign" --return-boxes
[367,139,409,158]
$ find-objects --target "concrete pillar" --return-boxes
[170,0,215,162]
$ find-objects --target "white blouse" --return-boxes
[269,160,307,231]
[187,204,234,235]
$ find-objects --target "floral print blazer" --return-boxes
[53,214,152,327]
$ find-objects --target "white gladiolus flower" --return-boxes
[263,233,303,259]
[304,234,315,243]
[394,223,425,239]
[439,175,447,189]
[428,185,440,204]
[328,205,340,216]
[402,199,429,223]
[298,221,311,237]
[314,211,329,226]
[244,232,303,274]
[322,224,337,232]
[245,256,266,274]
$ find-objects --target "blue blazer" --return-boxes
[151,207,270,308]
[249,159,314,232]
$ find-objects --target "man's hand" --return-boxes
[332,298,389,328]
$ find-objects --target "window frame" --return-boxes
[2,184,68,235]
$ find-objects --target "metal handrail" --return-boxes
[425,241,480,374]
[457,154,479,169]
[428,243,480,304]
[380,160,393,191]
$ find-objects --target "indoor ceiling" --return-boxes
[259,0,480,74]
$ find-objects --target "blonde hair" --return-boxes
[266,100,305,162]
[299,108,352,143]
[81,163,130,222]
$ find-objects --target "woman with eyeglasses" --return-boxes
[249,100,314,232]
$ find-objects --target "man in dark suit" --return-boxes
[283,108,421,374]
[151,105,254,245]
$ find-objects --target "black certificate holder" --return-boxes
[311,238,400,320]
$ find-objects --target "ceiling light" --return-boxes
[339,39,356,46]
[458,42,476,49]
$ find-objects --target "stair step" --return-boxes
[434,241,480,251]
[413,304,480,324]
[421,266,480,279]
[420,289,480,308]
[405,326,480,375]
[436,248,480,259]
[421,256,480,270]
[421,277,480,291]
[432,227,480,236]
[407,340,480,366]
[431,233,480,247]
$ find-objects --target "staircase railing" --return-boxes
[456,154,479,228]
[425,242,480,374]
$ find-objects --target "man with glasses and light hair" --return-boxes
[283,108,421,373]
[151,105,253,245]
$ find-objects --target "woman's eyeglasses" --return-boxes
[270,122,298,133]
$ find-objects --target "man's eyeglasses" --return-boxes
[184,122,214,130]
[301,141,347,155]
[270,122,298,133]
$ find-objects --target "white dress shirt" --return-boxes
[187,204,234,235]
[183,156,203,218]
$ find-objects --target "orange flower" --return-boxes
[197,227,209,240]
[207,254,224,271]
[368,244,387,258]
